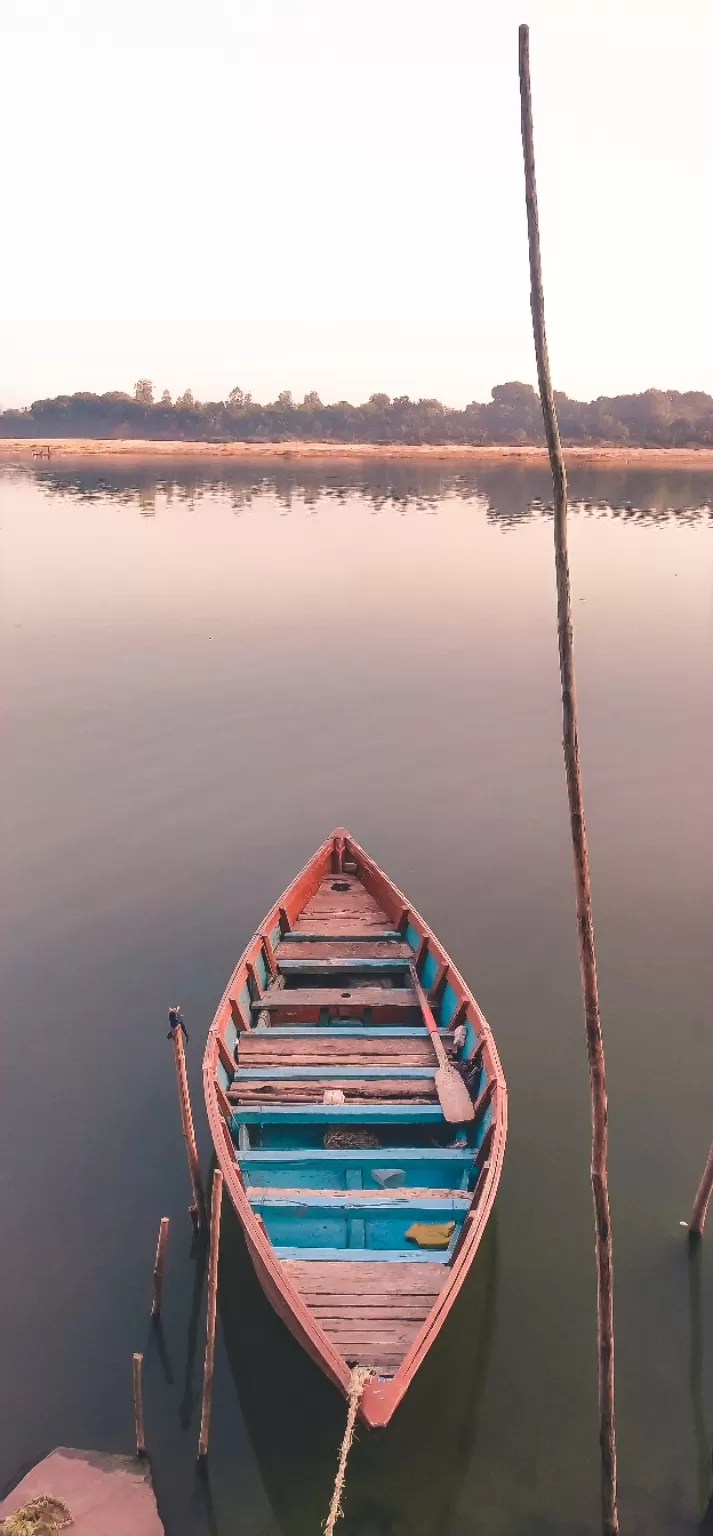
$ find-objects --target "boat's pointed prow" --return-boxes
[202,830,507,1426]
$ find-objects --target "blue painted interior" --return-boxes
[216,907,492,1268]
[238,1149,475,1191]
[463,1016,479,1058]
[420,948,438,989]
[279,957,407,974]
[230,1103,445,1126]
[257,1125,327,1149]
[282,930,402,943]
[237,1148,473,1165]
[440,980,460,1028]
[251,1195,466,1252]
[474,1101,493,1152]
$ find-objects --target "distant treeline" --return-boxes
[4,379,713,446]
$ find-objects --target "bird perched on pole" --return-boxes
[167,1005,190,1043]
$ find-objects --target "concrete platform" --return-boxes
[0,1448,163,1535]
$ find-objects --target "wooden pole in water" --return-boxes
[170,1010,206,1230]
[518,25,619,1536]
[132,1352,146,1457]
[690,1144,713,1237]
[198,1167,224,1459]
[151,1217,170,1319]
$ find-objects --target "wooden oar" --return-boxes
[410,967,474,1124]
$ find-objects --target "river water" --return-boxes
[1,457,712,1536]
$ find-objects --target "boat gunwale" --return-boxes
[202,826,508,1426]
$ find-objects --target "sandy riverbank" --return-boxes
[2,438,713,468]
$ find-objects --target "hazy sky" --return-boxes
[2,0,712,408]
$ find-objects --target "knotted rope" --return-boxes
[1,1496,72,1536]
[323,1366,373,1536]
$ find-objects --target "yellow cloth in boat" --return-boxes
[405,1221,456,1249]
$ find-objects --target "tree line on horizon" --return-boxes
[4,378,713,447]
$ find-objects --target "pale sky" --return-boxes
[2,0,712,410]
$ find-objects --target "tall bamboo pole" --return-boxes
[171,1016,207,1230]
[690,1143,713,1237]
[198,1167,224,1459]
[518,25,619,1536]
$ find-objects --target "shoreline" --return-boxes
[2,437,713,469]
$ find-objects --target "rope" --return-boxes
[323,1366,373,1536]
[1,1496,72,1535]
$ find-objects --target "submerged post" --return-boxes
[690,1144,713,1237]
[198,1167,224,1459]
[169,1007,206,1230]
[151,1217,170,1319]
[132,1352,146,1457]
[518,24,619,1536]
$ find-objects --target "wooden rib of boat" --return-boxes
[203,828,507,1428]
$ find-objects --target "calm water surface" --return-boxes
[1,459,712,1536]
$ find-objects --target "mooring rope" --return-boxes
[323,1366,374,1536]
[1,1495,72,1536]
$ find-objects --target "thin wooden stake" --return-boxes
[518,25,619,1536]
[198,1168,224,1459]
[690,1143,713,1237]
[171,1015,206,1230]
[132,1352,146,1457]
[151,1217,170,1319]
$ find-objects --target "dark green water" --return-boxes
[1,458,712,1535]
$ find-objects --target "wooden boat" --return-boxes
[203,828,507,1428]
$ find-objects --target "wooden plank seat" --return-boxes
[250,987,418,1013]
[229,1079,439,1103]
[235,1055,447,1071]
[245,1027,435,1037]
[277,957,410,975]
[229,1103,445,1124]
[274,1245,451,1263]
[249,1192,469,1214]
[235,1060,440,1076]
[247,1185,467,1199]
[237,1034,454,1068]
[235,1066,437,1080]
[236,1147,475,1192]
[239,1026,443,1041]
[283,1258,447,1370]
[283,931,403,943]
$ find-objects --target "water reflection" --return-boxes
[2,460,712,1536]
[218,1202,499,1536]
[688,1240,713,1525]
[180,1234,209,1432]
[2,459,713,526]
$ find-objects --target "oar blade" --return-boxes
[435,1063,475,1124]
